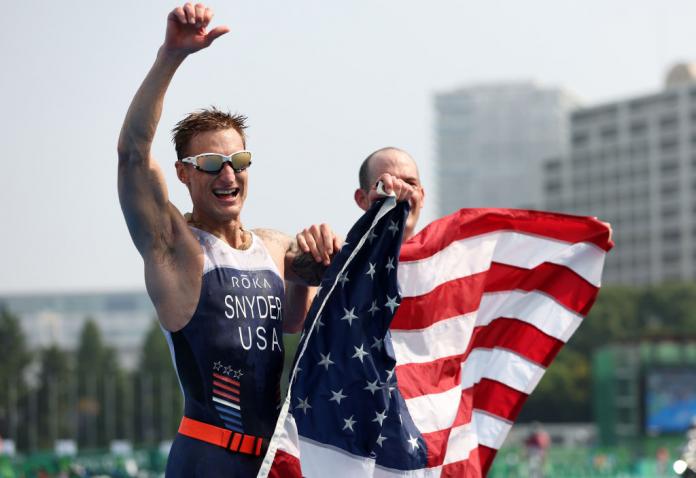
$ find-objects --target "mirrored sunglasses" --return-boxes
[179,151,252,174]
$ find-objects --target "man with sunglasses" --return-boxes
[117,4,337,476]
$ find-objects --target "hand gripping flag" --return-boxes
[258,199,613,478]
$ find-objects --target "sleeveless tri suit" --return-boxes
[164,227,285,477]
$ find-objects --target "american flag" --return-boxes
[258,199,613,477]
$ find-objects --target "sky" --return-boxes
[2,0,696,294]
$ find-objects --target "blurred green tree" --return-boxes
[75,318,122,449]
[36,345,73,449]
[0,306,32,448]
[133,319,182,445]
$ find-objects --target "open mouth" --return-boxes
[213,188,240,198]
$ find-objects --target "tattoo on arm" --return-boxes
[255,229,327,285]
[290,251,326,286]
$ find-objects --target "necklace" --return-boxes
[185,213,252,251]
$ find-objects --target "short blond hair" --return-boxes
[171,107,248,159]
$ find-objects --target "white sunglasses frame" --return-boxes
[179,151,253,174]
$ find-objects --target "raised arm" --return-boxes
[117,4,229,331]
[117,4,229,256]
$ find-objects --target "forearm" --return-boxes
[117,48,186,161]
[284,283,316,334]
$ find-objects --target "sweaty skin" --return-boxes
[117,5,334,334]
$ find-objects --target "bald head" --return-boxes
[354,146,425,241]
[358,147,420,191]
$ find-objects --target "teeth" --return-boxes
[214,188,239,195]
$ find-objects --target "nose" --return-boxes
[217,162,238,180]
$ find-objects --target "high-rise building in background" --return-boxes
[434,82,578,214]
[0,291,154,369]
[544,64,696,285]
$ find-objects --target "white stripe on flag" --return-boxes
[391,290,582,367]
[390,312,476,365]
[441,421,480,466]
[398,235,495,297]
[404,384,461,434]
[477,291,583,342]
[298,437,376,478]
[398,232,606,298]
[460,348,546,394]
[473,410,512,450]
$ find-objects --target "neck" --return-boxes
[188,210,250,250]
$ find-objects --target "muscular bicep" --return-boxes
[118,153,178,257]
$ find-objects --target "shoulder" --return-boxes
[252,228,296,276]
[253,228,293,252]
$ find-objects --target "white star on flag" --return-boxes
[372,410,387,426]
[384,295,399,313]
[296,397,311,414]
[329,389,347,405]
[318,352,335,371]
[342,415,356,432]
[340,307,358,326]
[352,344,369,363]
[365,262,376,279]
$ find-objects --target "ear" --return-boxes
[175,161,188,184]
[354,188,370,211]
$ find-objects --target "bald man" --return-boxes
[296,147,422,263]
[354,147,425,242]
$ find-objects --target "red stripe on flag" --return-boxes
[396,354,464,400]
[213,373,240,387]
[469,318,564,368]
[421,389,474,467]
[395,318,561,400]
[440,447,483,478]
[392,272,485,329]
[473,378,528,422]
[393,262,596,331]
[267,449,302,478]
[401,208,613,262]
[485,262,599,316]
[478,445,498,477]
[213,389,240,402]
[213,380,240,395]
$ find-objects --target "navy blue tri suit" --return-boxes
[164,227,285,477]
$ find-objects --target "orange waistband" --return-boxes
[178,416,267,457]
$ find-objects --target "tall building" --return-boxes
[544,64,696,285]
[0,291,155,369]
[434,82,578,214]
